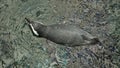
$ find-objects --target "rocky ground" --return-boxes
[0,0,120,68]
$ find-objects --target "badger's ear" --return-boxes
[37,21,44,25]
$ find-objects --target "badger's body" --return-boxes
[25,18,99,46]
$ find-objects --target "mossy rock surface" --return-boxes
[0,0,119,68]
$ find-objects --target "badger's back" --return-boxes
[45,24,98,46]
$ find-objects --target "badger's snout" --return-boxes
[25,18,33,24]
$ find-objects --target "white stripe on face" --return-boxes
[30,24,39,36]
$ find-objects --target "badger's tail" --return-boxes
[90,38,100,45]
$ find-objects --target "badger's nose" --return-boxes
[25,18,33,24]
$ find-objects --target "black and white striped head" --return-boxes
[25,18,45,37]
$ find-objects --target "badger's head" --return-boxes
[25,18,46,37]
